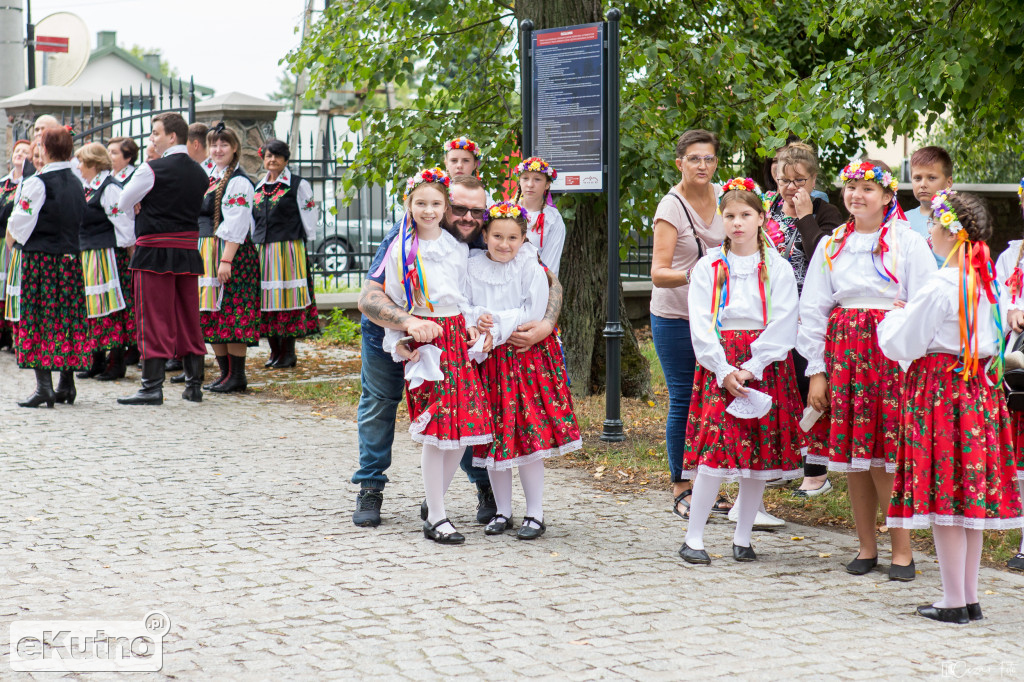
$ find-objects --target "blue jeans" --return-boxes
[351,334,487,489]
[651,314,697,483]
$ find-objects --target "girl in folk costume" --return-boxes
[4,127,94,407]
[513,157,566,275]
[993,175,1024,573]
[197,123,258,393]
[107,136,140,185]
[466,201,581,540]
[879,190,1023,623]
[253,139,320,369]
[678,179,803,565]
[1,139,31,352]
[73,143,137,384]
[798,160,936,580]
[381,168,493,545]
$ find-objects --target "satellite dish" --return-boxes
[34,12,90,87]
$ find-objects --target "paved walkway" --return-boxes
[1,354,1022,680]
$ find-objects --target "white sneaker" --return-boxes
[728,505,787,528]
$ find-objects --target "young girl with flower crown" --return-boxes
[465,200,581,540]
[879,189,1023,623]
[993,174,1024,573]
[514,157,565,275]
[678,178,803,565]
[798,160,936,580]
[381,168,494,545]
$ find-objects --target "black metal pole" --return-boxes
[601,9,624,442]
[26,0,35,89]
[520,19,534,159]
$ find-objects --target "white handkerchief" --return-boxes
[726,388,773,420]
[405,344,444,389]
[799,406,824,432]
[467,335,489,364]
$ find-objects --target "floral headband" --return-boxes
[719,177,762,200]
[1017,176,1024,199]
[839,161,899,193]
[403,167,450,200]
[443,136,480,159]
[514,156,557,181]
[488,200,528,222]
[931,188,963,235]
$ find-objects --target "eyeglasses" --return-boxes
[777,178,810,187]
[449,204,488,220]
[683,154,718,166]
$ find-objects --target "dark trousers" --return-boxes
[132,270,207,361]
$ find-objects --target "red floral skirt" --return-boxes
[14,251,95,370]
[406,315,493,450]
[805,307,901,472]
[681,330,804,480]
[200,239,261,344]
[1010,412,1024,481]
[87,247,136,350]
[472,335,581,470]
[887,353,1023,529]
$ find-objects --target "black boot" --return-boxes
[170,370,187,384]
[165,358,183,372]
[95,346,126,381]
[0,327,13,351]
[274,337,297,368]
[118,358,165,405]
[210,354,247,393]
[203,355,230,390]
[18,368,55,408]
[181,354,205,402]
[54,370,77,405]
[76,350,106,379]
[264,336,281,367]
[124,344,140,366]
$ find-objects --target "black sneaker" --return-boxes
[352,488,384,527]
[476,485,497,524]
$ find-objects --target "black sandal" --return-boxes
[672,489,692,520]
[710,494,733,516]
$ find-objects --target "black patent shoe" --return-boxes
[423,518,465,545]
[733,543,757,562]
[679,542,711,565]
[916,604,969,624]
[1007,552,1024,571]
[845,554,878,575]
[517,517,546,540]
[889,560,916,582]
[485,514,514,535]
[967,603,983,621]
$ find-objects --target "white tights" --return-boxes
[931,524,983,608]
[684,472,766,550]
[487,460,545,527]
[422,443,464,533]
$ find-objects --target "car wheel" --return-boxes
[317,237,354,275]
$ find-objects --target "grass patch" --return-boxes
[313,277,362,294]
[319,309,362,347]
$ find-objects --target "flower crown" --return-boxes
[514,156,557,181]
[488,200,528,221]
[839,161,899,193]
[931,188,964,235]
[443,136,480,159]
[403,167,450,200]
[719,177,763,200]
[1017,176,1024,199]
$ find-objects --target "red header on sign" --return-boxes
[535,27,599,47]
[36,36,70,53]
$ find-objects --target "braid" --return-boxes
[948,192,992,243]
[1015,238,1024,270]
[756,226,770,285]
[213,158,238,230]
[716,236,732,289]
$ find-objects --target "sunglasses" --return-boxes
[450,204,487,220]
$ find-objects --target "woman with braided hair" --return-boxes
[678,179,803,565]
[993,175,1024,572]
[798,160,935,581]
[879,190,1022,623]
[197,123,258,393]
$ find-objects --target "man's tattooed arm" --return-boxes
[358,279,412,331]
[544,271,563,327]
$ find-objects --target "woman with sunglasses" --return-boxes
[253,139,320,368]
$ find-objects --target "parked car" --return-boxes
[309,217,397,276]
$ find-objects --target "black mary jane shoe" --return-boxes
[733,543,757,562]
[845,554,878,575]
[672,489,692,520]
[916,604,969,625]
[679,542,711,565]
[1007,552,1024,571]
[423,518,465,545]
[966,603,983,621]
[889,560,916,582]
[485,514,514,535]
[517,517,546,540]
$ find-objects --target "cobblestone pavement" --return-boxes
[1,353,1022,680]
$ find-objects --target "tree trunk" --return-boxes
[516,0,651,400]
